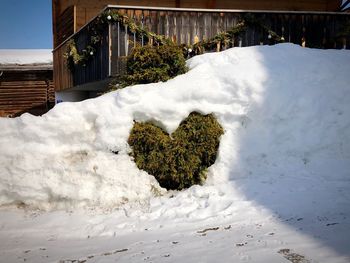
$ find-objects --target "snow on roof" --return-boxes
[0,49,52,65]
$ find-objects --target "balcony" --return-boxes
[53,5,350,94]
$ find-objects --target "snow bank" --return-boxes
[0,49,52,65]
[0,44,349,211]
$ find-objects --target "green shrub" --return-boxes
[119,44,188,88]
[128,112,224,190]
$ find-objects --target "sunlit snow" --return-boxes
[0,44,349,263]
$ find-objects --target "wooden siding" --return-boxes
[53,0,177,48]
[53,41,73,91]
[0,70,55,117]
[55,6,75,47]
[213,0,341,11]
[53,0,342,48]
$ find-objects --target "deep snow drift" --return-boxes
[0,43,349,210]
[0,44,350,262]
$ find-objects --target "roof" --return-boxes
[0,49,52,71]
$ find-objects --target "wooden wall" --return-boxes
[53,0,342,47]
[0,69,55,117]
[212,0,341,11]
[53,0,176,47]
[55,6,75,47]
[53,41,73,91]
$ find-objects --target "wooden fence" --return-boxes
[53,6,350,91]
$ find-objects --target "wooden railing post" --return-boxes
[141,14,144,46]
[117,22,121,56]
[108,23,112,76]
[125,24,129,55]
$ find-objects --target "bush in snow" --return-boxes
[116,44,188,88]
[128,112,224,190]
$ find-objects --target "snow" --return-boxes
[0,44,350,262]
[0,49,52,65]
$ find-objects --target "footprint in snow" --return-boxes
[278,248,311,263]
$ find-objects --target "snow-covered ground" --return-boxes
[0,44,349,262]
[0,49,52,65]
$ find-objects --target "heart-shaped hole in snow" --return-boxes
[128,112,224,190]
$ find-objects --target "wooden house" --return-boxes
[52,0,349,102]
[0,51,55,118]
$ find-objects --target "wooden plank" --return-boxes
[182,12,190,45]
[55,6,74,46]
[151,10,159,35]
[168,11,175,42]
[0,93,47,97]
[176,12,182,44]
[53,41,73,91]
[0,65,55,117]
[0,96,47,100]
[190,12,198,45]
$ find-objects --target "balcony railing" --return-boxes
[53,5,350,92]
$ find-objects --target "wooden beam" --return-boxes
[74,5,77,33]
[207,0,216,9]
[52,0,58,48]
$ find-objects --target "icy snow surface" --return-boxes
[0,49,52,65]
[0,44,350,262]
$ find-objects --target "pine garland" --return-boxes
[65,39,97,69]
[192,14,284,55]
[101,10,172,45]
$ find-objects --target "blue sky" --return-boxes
[0,0,52,49]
